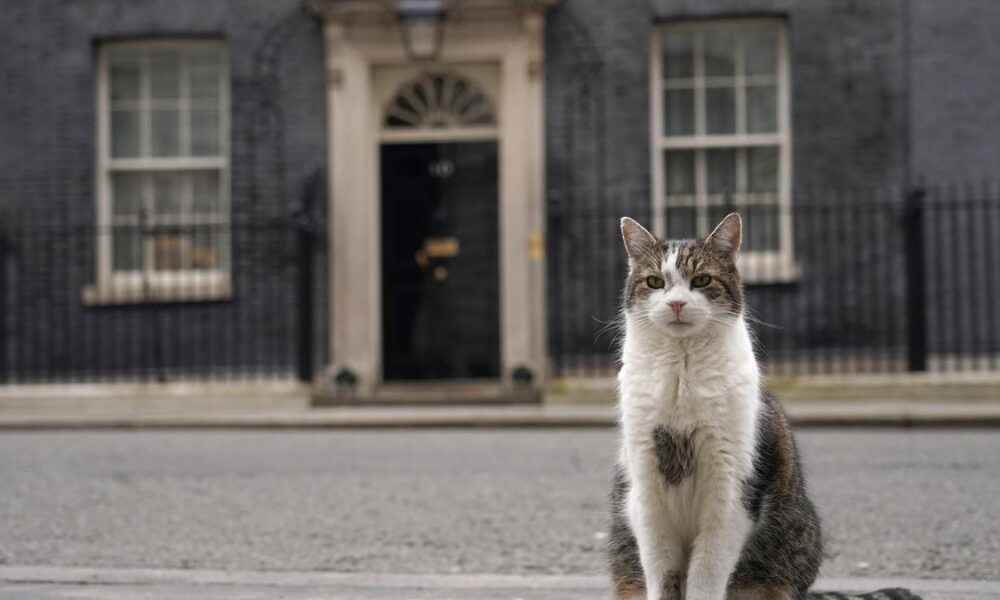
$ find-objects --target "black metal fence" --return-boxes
[548,186,1000,378]
[3,185,1000,384]
[0,198,325,384]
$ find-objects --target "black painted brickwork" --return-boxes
[0,0,328,380]
[3,0,1000,378]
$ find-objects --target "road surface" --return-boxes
[0,428,997,598]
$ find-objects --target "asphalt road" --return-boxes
[0,428,997,585]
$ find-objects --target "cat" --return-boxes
[608,213,920,600]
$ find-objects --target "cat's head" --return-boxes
[619,213,743,339]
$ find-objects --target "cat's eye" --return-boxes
[646,275,665,289]
[691,274,711,288]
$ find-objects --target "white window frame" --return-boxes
[651,19,797,282]
[86,39,231,305]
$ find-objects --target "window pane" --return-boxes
[192,171,221,215]
[653,25,787,258]
[153,232,187,270]
[744,27,778,76]
[746,85,778,133]
[662,30,694,79]
[664,150,695,195]
[705,87,736,134]
[665,205,697,240]
[109,51,141,103]
[151,109,181,156]
[112,172,144,218]
[149,50,181,101]
[102,44,229,275]
[191,227,221,270]
[189,50,222,100]
[190,109,220,156]
[111,110,140,157]
[744,204,780,251]
[112,226,142,271]
[663,88,694,136]
[748,146,779,194]
[704,30,736,77]
[152,172,186,216]
[706,149,737,194]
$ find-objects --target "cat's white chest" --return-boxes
[619,352,756,442]
[618,325,760,535]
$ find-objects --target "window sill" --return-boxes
[82,276,232,306]
[739,253,800,285]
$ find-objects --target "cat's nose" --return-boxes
[668,300,687,315]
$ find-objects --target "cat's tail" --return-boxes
[808,588,922,600]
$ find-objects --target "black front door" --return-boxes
[381,142,500,381]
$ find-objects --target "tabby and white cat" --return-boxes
[609,214,918,600]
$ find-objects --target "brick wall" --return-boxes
[3,0,996,380]
[910,0,1000,182]
[0,0,328,380]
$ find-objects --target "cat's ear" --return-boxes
[620,217,658,260]
[706,213,742,260]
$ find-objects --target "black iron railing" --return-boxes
[547,186,1000,377]
[0,204,323,384]
[3,185,999,383]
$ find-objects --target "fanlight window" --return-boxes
[384,72,496,129]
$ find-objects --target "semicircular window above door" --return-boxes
[383,71,497,129]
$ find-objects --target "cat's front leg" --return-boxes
[684,487,752,600]
[626,482,685,600]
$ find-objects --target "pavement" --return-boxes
[1,399,1000,428]
[2,567,999,599]
[0,428,998,598]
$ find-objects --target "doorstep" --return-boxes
[311,379,540,406]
